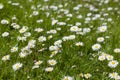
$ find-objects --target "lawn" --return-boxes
[0,0,120,80]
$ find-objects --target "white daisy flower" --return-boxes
[52,19,58,25]
[24,32,31,37]
[32,65,39,69]
[98,26,107,32]
[2,32,9,37]
[84,73,92,79]
[11,46,18,52]
[54,40,62,46]
[1,55,10,61]
[75,42,84,46]
[56,28,61,31]
[98,55,106,61]
[57,22,66,26]
[32,11,39,16]
[19,52,27,58]
[108,60,119,68]
[19,26,28,33]
[70,26,79,32]
[49,45,59,51]
[77,15,83,19]
[38,36,46,42]
[75,22,81,26]
[13,24,20,29]
[114,48,120,53]
[34,28,43,33]
[106,55,114,61]
[48,59,57,66]
[12,62,23,71]
[27,40,36,48]
[62,36,69,41]
[62,76,73,80]
[36,19,43,23]
[47,30,57,34]
[0,3,4,9]
[92,43,101,51]
[69,35,76,40]
[97,37,104,42]
[17,36,26,41]
[83,28,91,33]
[35,60,43,66]
[1,19,9,24]
[109,72,119,79]
[45,67,53,72]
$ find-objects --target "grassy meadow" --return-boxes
[0,0,120,80]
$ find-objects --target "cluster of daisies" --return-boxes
[1,0,120,79]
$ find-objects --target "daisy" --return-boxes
[47,30,57,34]
[12,62,23,71]
[32,11,39,16]
[2,32,9,37]
[109,72,119,79]
[32,65,39,69]
[92,43,101,51]
[83,28,91,33]
[97,37,104,42]
[56,28,61,31]
[62,36,69,41]
[114,48,120,53]
[70,26,79,32]
[77,15,83,19]
[57,22,66,26]
[38,36,46,42]
[1,19,9,24]
[24,32,31,37]
[19,52,27,58]
[98,26,107,32]
[75,42,84,46]
[1,55,10,61]
[19,26,28,33]
[34,28,43,33]
[84,73,92,79]
[54,40,62,46]
[106,55,113,61]
[45,67,53,72]
[69,35,76,40]
[98,55,106,61]
[13,24,20,29]
[36,19,43,23]
[48,59,57,66]
[0,3,4,9]
[75,22,81,26]
[52,19,58,25]
[108,60,119,68]
[49,45,59,51]
[17,36,26,41]
[35,60,43,66]
[62,76,73,80]
[11,46,18,52]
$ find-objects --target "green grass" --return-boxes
[0,0,120,80]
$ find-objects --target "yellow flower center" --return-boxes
[50,62,54,65]
[16,65,19,69]
[95,45,99,48]
[111,61,115,65]
[64,78,69,80]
